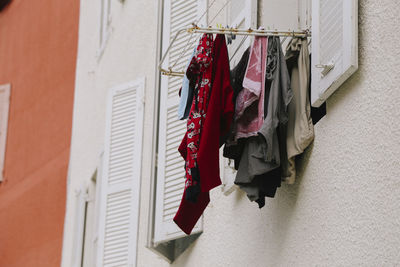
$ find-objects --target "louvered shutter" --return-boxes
[154,0,206,244]
[0,84,10,182]
[221,0,257,195]
[311,0,358,107]
[97,79,144,267]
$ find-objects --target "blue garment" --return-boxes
[177,48,196,120]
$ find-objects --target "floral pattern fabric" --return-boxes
[180,33,214,201]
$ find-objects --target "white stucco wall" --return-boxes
[61,0,164,266]
[163,1,400,266]
[63,0,400,266]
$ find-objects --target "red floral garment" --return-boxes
[174,34,234,235]
[180,33,214,201]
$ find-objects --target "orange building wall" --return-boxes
[0,0,79,266]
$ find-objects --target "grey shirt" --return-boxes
[234,36,292,207]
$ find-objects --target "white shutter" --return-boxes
[311,0,358,107]
[97,79,144,267]
[0,84,10,182]
[154,0,206,244]
[221,0,257,195]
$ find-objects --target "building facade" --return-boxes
[62,0,400,266]
[0,0,79,266]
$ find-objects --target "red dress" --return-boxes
[174,34,234,234]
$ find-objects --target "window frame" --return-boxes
[0,84,11,182]
[98,0,112,58]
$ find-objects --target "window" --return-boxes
[151,0,358,261]
[260,0,358,107]
[96,79,145,267]
[310,0,358,107]
[71,184,89,267]
[71,167,101,267]
[152,0,258,261]
[0,84,10,182]
[154,0,206,247]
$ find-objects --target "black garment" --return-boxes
[309,54,327,124]
[223,47,251,168]
[230,47,251,104]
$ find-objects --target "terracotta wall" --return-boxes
[0,0,79,266]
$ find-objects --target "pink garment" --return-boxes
[235,37,268,139]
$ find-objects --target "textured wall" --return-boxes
[0,0,79,266]
[64,0,400,266]
[60,0,162,266]
[167,0,400,266]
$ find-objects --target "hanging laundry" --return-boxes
[261,36,293,162]
[177,48,196,120]
[235,37,268,139]
[174,34,234,235]
[233,36,293,208]
[231,47,251,106]
[280,38,314,184]
[178,33,214,203]
[223,47,251,170]
[222,37,268,173]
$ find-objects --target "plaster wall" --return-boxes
[0,0,79,266]
[60,0,164,266]
[164,0,400,266]
[63,0,400,266]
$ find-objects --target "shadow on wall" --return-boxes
[269,143,313,259]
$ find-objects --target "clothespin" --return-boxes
[226,25,232,44]
[226,24,236,45]
[231,25,237,40]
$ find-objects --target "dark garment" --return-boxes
[309,54,327,124]
[252,168,282,208]
[178,48,197,120]
[223,47,251,167]
[174,34,234,235]
[261,36,292,162]
[231,47,251,104]
[234,36,292,207]
[234,136,282,208]
[181,80,196,120]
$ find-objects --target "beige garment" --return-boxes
[281,38,314,184]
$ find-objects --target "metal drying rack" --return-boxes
[159,25,311,77]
